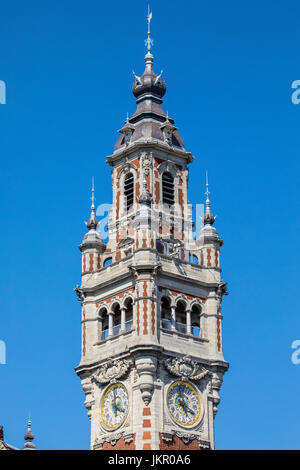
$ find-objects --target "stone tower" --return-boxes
[75,12,229,451]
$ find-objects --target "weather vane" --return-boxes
[145,5,153,55]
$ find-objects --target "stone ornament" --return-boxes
[94,432,134,449]
[92,359,131,385]
[141,151,153,176]
[164,355,211,382]
[135,356,157,405]
[161,431,210,449]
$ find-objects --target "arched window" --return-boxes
[124,172,134,211]
[162,172,174,206]
[124,298,133,332]
[175,300,186,333]
[112,303,121,336]
[161,296,172,329]
[104,257,112,267]
[100,308,109,340]
[191,305,201,338]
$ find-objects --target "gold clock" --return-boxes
[167,380,201,428]
[101,383,129,431]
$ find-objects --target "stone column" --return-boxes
[121,307,126,332]
[171,306,176,330]
[186,308,191,335]
[108,312,113,337]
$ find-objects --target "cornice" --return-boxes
[106,140,194,166]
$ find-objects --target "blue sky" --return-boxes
[0,0,299,449]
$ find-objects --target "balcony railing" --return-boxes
[113,324,121,336]
[161,318,172,330]
[102,328,109,340]
[125,319,133,332]
[175,321,187,334]
[101,319,133,340]
[161,319,200,338]
[161,319,186,334]
[192,325,200,337]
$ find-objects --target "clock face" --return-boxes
[101,383,129,431]
[167,381,201,428]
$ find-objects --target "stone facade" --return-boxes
[75,23,228,451]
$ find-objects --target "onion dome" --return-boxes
[113,9,186,153]
[79,181,106,251]
[132,8,166,103]
[132,61,166,102]
[22,419,36,450]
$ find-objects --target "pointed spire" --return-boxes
[22,418,36,450]
[79,178,106,251]
[86,177,98,231]
[202,172,216,226]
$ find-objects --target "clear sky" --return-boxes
[0,0,299,450]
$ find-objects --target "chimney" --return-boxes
[0,426,4,441]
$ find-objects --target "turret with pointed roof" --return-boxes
[22,419,36,450]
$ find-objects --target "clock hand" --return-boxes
[185,406,195,415]
[179,396,195,416]
[116,405,125,413]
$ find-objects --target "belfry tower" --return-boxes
[75,11,229,451]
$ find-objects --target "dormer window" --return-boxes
[162,172,174,206]
[124,173,134,212]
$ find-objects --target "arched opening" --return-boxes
[190,253,199,264]
[191,304,201,337]
[161,296,172,330]
[100,308,109,340]
[124,172,134,212]
[162,172,174,206]
[104,257,112,267]
[112,303,121,336]
[175,300,186,334]
[124,298,133,332]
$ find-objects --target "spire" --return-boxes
[145,5,154,61]
[80,179,106,251]
[22,418,36,450]
[86,177,98,231]
[132,7,166,104]
[202,172,216,226]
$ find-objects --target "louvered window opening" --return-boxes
[162,172,175,206]
[124,173,134,211]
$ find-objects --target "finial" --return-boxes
[205,171,210,203]
[23,416,36,450]
[202,172,216,226]
[86,177,98,231]
[91,176,95,209]
[145,5,154,60]
[147,4,152,37]
[126,112,129,123]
